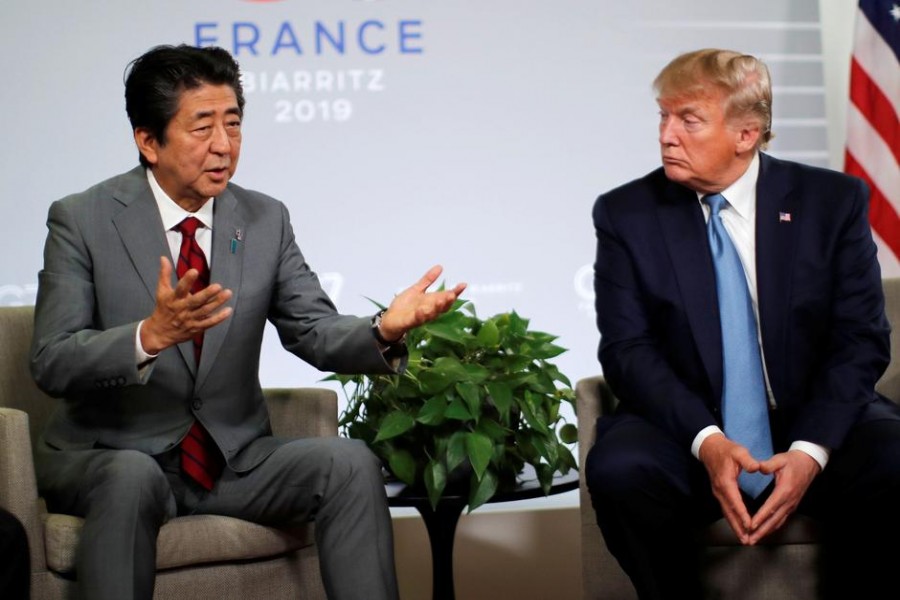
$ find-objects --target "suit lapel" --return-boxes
[755,153,797,398]
[658,180,724,396]
[111,167,170,304]
[196,187,244,388]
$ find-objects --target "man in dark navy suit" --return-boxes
[585,48,900,600]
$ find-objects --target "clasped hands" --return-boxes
[698,433,820,546]
[140,257,466,355]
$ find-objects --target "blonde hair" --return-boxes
[653,49,774,149]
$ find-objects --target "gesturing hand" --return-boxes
[376,265,467,342]
[140,256,233,355]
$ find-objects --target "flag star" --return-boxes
[892,4,900,21]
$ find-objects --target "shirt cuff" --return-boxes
[789,441,830,471]
[691,425,723,459]
[135,320,158,379]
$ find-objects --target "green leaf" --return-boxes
[432,356,470,380]
[467,469,498,512]
[535,463,554,495]
[533,342,567,359]
[465,432,493,481]
[387,450,417,485]
[485,382,513,420]
[559,423,578,444]
[416,396,447,426]
[456,382,482,421]
[507,311,529,336]
[425,459,447,510]
[559,446,578,471]
[445,431,468,473]
[422,318,471,344]
[475,319,500,347]
[533,436,559,465]
[542,362,572,387]
[475,419,509,442]
[374,411,416,442]
[418,369,455,395]
[419,357,472,394]
[461,363,490,384]
[445,398,473,421]
[520,392,550,435]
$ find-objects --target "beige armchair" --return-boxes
[0,305,334,599]
[578,277,900,599]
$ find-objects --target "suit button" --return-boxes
[117,377,126,386]
[191,398,203,411]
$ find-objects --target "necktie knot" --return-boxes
[703,193,727,216]
[176,216,202,239]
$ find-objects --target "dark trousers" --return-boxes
[0,506,30,600]
[585,414,900,600]
[36,436,399,600]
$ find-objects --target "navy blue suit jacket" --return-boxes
[593,152,898,453]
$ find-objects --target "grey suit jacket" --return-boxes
[30,166,397,472]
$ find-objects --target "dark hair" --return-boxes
[124,44,245,167]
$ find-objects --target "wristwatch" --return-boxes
[372,309,407,346]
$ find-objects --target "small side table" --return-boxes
[386,466,579,600]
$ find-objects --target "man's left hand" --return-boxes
[377,265,467,342]
[746,450,820,545]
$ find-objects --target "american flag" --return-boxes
[844,1,900,259]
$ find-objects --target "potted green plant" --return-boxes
[328,298,578,512]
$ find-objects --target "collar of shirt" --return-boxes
[146,169,215,262]
[695,151,760,222]
[146,169,215,231]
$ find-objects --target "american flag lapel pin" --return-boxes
[779,212,792,223]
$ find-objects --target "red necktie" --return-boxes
[174,217,223,490]
[175,217,209,362]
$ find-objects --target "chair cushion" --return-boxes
[44,513,314,574]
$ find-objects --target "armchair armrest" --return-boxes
[576,375,619,454]
[264,388,339,439]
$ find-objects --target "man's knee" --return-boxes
[84,450,173,519]
[586,436,667,501]
[326,438,382,485]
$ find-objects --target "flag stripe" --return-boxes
[846,103,900,206]
[846,150,900,260]
[846,0,900,264]
[849,58,900,166]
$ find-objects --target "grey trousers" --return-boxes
[36,436,399,600]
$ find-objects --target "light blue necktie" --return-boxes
[704,193,774,498]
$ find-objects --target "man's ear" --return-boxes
[134,128,159,166]
[735,122,761,154]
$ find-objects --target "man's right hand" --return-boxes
[698,432,759,544]
[140,256,233,355]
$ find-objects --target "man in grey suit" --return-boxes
[29,44,466,600]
